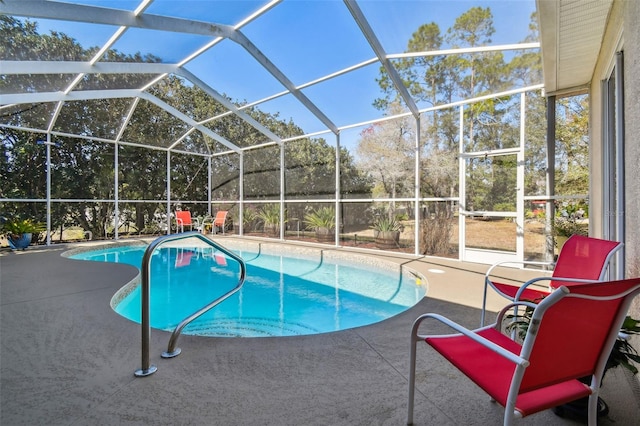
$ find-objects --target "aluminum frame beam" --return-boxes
[2,89,239,153]
[1,0,338,135]
[344,0,420,118]
[0,0,235,38]
[1,61,283,147]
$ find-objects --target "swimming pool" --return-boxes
[69,240,426,337]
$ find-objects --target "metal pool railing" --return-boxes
[134,231,246,377]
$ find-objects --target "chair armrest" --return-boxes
[485,260,555,281]
[411,313,528,367]
[494,301,539,325]
[199,216,214,231]
[513,276,602,301]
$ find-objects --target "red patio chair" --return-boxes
[212,210,229,234]
[175,210,200,233]
[481,235,623,326]
[407,277,640,426]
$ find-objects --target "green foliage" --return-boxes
[396,212,409,221]
[555,96,590,195]
[371,217,401,232]
[525,209,545,220]
[1,10,588,243]
[505,306,536,342]
[607,317,640,375]
[242,207,258,223]
[493,202,514,212]
[553,217,588,237]
[1,217,44,235]
[303,206,335,230]
[553,201,588,237]
[257,204,283,228]
[1,17,367,237]
[370,7,566,214]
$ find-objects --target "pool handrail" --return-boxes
[134,231,246,378]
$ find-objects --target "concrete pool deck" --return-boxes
[2,237,640,425]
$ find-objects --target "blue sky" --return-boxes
[29,0,538,148]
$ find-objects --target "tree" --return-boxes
[374,22,443,111]
[555,95,589,196]
[1,16,367,239]
[356,103,415,217]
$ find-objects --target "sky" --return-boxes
[24,0,538,149]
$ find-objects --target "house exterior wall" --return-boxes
[623,0,640,318]
[590,0,639,317]
[588,0,622,240]
[622,0,640,284]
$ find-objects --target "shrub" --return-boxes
[420,206,453,255]
[303,206,335,230]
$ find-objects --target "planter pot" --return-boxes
[240,222,255,234]
[8,233,32,250]
[553,374,609,420]
[375,230,400,249]
[553,396,609,420]
[315,228,334,243]
[264,225,279,236]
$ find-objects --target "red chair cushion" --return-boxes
[491,281,549,302]
[426,328,591,417]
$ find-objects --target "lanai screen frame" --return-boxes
[1,0,553,261]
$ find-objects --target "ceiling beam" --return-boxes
[228,30,339,134]
[178,68,283,144]
[0,0,235,37]
[1,89,142,104]
[344,0,419,118]
[1,89,240,153]
[0,61,284,146]
[0,61,178,75]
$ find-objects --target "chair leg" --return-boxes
[481,279,489,327]
[587,393,598,426]
[407,338,417,425]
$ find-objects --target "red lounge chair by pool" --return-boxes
[175,210,200,233]
[213,210,229,234]
[481,235,622,326]
[407,277,640,426]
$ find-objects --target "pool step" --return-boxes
[179,317,321,337]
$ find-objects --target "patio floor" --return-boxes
[2,237,639,425]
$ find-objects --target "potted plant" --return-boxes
[554,215,587,239]
[257,204,285,236]
[303,206,335,243]
[230,209,257,234]
[507,309,640,419]
[371,217,401,249]
[1,217,44,250]
[241,208,258,233]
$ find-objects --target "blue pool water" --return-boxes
[70,243,426,337]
